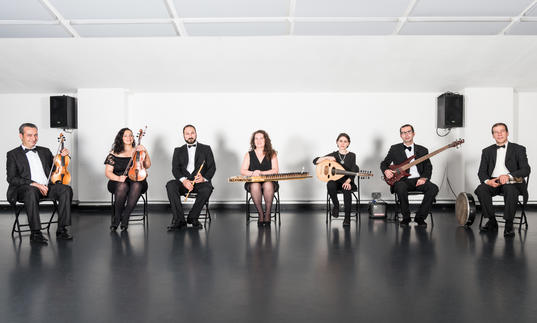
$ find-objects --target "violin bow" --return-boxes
[184,160,205,202]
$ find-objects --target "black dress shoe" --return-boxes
[110,225,118,232]
[30,232,48,244]
[120,225,128,231]
[167,222,187,231]
[56,230,73,240]
[343,216,351,226]
[191,220,203,229]
[186,217,193,224]
[415,219,427,228]
[480,220,498,233]
[399,218,411,226]
[504,227,515,238]
[331,205,340,218]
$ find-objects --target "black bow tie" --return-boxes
[496,145,506,149]
[188,144,197,148]
[24,147,37,153]
[405,146,412,151]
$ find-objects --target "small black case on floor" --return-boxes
[368,200,387,219]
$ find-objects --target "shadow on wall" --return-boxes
[283,135,314,202]
[147,134,172,203]
[212,132,242,202]
[77,135,109,203]
[360,135,392,202]
[437,149,465,200]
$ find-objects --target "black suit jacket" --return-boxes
[477,142,530,184]
[380,143,432,180]
[171,143,216,183]
[6,146,53,204]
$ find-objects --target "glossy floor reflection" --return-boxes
[0,209,536,323]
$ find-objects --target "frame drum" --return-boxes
[455,192,476,226]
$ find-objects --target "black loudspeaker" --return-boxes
[50,95,78,129]
[437,92,463,128]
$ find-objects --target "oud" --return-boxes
[315,160,373,182]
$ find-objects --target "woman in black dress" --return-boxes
[313,133,358,226]
[240,130,279,226]
[104,128,151,231]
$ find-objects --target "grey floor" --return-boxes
[0,207,536,323]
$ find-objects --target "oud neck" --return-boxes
[401,143,451,170]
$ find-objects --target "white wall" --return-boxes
[1,89,535,204]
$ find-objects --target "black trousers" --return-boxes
[474,183,523,222]
[327,178,357,217]
[166,180,213,225]
[393,178,438,220]
[15,183,73,231]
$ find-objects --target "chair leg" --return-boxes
[355,192,360,224]
[326,193,331,223]
[143,193,148,225]
[478,212,484,230]
[12,207,21,238]
[394,193,400,222]
[45,201,58,233]
[357,185,361,218]
[245,191,250,223]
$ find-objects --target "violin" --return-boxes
[49,133,71,185]
[126,127,148,182]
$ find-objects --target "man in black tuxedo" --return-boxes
[380,124,439,227]
[6,123,73,244]
[474,123,530,237]
[166,125,216,230]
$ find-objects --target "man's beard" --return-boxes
[185,138,196,144]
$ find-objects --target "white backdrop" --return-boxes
[1,89,535,204]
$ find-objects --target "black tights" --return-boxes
[111,181,145,228]
[250,182,275,221]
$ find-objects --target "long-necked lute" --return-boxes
[229,172,312,183]
[384,139,464,186]
[315,160,373,182]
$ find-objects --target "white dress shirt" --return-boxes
[491,141,512,180]
[22,145,49,185]
[404,143,420,179]
[180,142,197,183]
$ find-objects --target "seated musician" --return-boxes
[313,133,358,226]
[380,124,439,227]
[240,130,279,227]
[474,123,530,237]
[6,123,73,244]
[105,128,151,231]
[166,125,215,230]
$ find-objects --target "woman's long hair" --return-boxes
[111,128,135,154]
[250,130,276,160]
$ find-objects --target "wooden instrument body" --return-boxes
[228,172,312,183]
[315,160,372,183]
[384,139,465,186]
[385,156,414,186]
[128,150,147,181]
[127,128,148,182]
[50,133,71,185]
[455,192,476,226]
